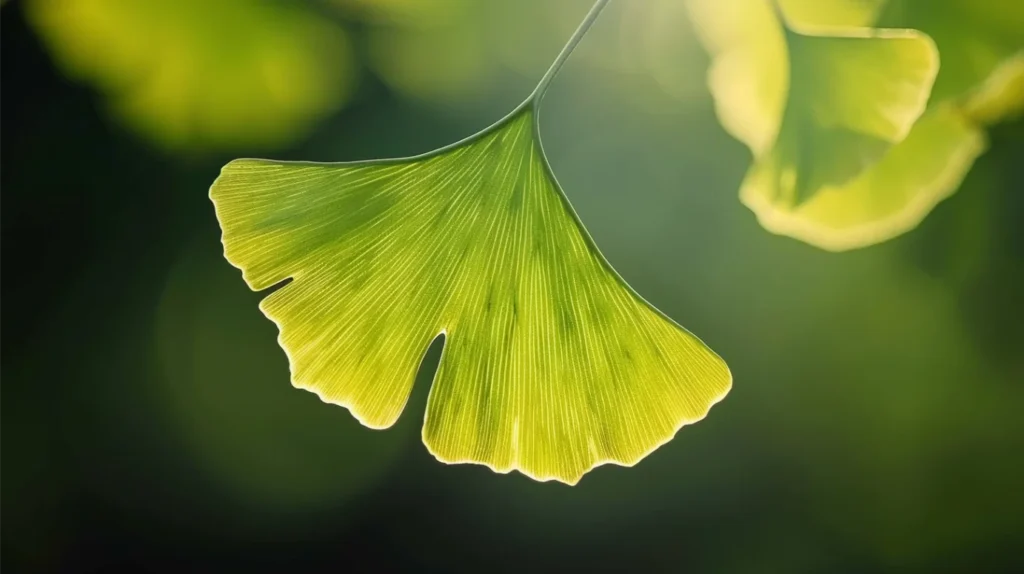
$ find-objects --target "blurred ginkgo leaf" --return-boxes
[742,104,985,251]
[874,0,1024,125]
[688,0,937,202]
[209,102,731,485]
[27,0,354,151]
[687,0,943,250]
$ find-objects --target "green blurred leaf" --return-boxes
[876,0,1024,125]
[27,0,354,151]
[687,0,989,251]
[209,102,731,485]
[742,105,985,251]
[688,0,937,202]
[770,27,936,203]
[689,0,1023,251]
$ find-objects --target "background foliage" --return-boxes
[3,0,1023,572]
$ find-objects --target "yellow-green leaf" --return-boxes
[686,0,789,157]
[687,0,976,251]
[209,105,731,485]
[688,0,938,205]
[741,104,986,251]
[963,54,1024,126]
[875,0,1024,125]
[27,0,354,151]
[772,26,937,203]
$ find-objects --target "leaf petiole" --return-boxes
[530,0,610,103]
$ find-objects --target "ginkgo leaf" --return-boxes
[770,26,937,203]
[686,0,788,157]
[741,104,986,251]
[27,0,353,150]
[688,0,938,206]
[209,104,731,485]
[686,0,1001,251]
[873,0,1024,125]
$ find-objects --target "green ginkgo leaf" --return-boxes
[209,1,730,486]
[685,0,1004,251]
[688,0,937,205]
[742,103,985,251]
[874,0,1024,125]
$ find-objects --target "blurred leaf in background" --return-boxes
[757,13,937,201]
[688,0,1021,252]
[27,0,355,151]
[687,0,955,251]
[876,0,1024,124]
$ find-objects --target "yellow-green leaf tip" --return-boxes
[209,106,731,485]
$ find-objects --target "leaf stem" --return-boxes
[530,0,610,103]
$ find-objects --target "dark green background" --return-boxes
[3,1,1023,572]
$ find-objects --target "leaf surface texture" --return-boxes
[210,107,731,484]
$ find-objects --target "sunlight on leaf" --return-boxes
[687,0,971,251]
[770,26,936,203]
[689,0,937,203]
[875,0,1024,125]
[27,0,354,151]
[686,0,788,157]
[209,105,731,485]
[741,104,986,251]
[963,54,1024,126]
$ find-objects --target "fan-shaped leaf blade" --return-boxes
[210,106,731,485]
